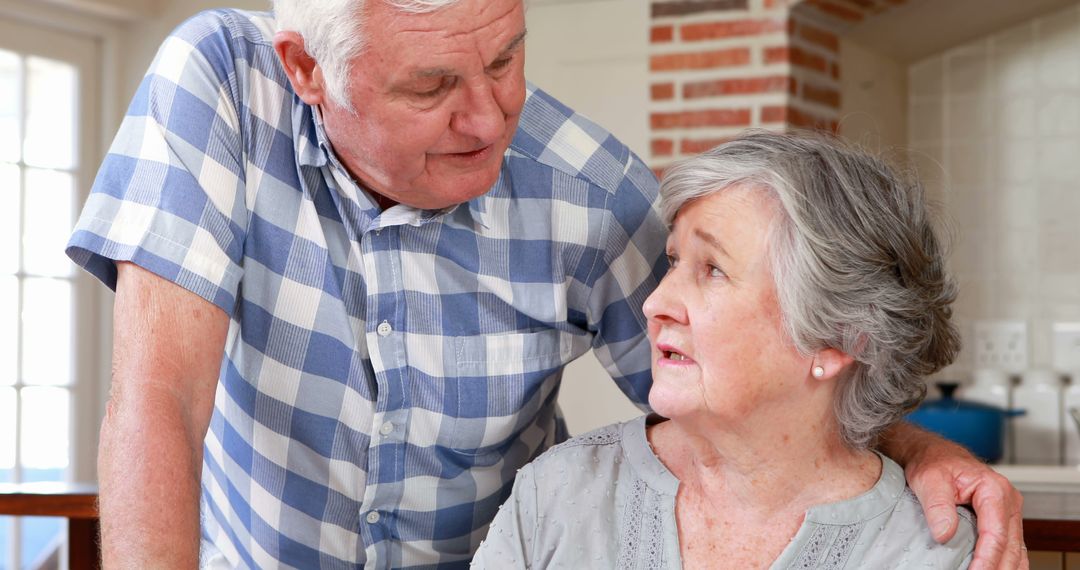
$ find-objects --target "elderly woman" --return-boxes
[472,130,976,568]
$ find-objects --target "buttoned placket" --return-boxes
[356,219,415,569]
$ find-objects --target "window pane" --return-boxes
[23,57,76,170]
[0,387,13,477]
[23,168,75,277]
[0,163,19,275]
[0,276,16,386]
[21,278,72,386]
[0,49,18,163]
[19,387,70,471]
[0,516,11,570]
[22,517,64,569]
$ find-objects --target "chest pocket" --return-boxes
[446,329,573,457]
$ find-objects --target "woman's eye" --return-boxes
[708,265,725,278]
[665,254,678,268]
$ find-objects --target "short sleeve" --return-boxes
[470,464,538,569]
[66,10,248,314]
[586,154,668,408]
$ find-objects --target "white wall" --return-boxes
[838,39,908,156]
[907,3,1080,379]
[524,0,650,434]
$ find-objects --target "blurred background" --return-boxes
[0,0,1077,567]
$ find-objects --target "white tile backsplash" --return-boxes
[911,3,1080,375]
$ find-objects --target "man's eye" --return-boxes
[415,79,454,99]
[489,57,513,71]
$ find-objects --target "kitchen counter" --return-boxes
[994,465,1080,551]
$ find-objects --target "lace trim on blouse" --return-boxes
[792,522,862,569]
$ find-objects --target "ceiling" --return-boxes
[842,0,1080,62]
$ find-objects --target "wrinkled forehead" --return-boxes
[362,0,526,53]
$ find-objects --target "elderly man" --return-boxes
[67,0,1026,568]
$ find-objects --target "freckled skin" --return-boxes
[642,187,880,569]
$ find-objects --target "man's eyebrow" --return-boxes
[409,30,528,79]
[494,30,528,62]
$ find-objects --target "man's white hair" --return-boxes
[272,0,462,110]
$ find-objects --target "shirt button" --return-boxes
[379,421,394,436]
[366,511,381,524]
[376,321,392,336]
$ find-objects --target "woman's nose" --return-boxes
[643,270,687,325]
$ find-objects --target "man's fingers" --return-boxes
[908,468,961,543]
[926,501,960,543]
[967,524,1008,570]
[968,476,1022,569]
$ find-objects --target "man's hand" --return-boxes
[881,422,1028,570]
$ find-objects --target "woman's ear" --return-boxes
[273,31,327,106]
[811,348,855,381]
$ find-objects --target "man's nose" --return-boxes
[450,81,504,145]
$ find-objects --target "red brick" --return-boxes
[651,166,667,181]
[652,138,675,157]
[651,82,675,101]
[652,0,748,18]
[650,109,752,130]
[786,105,832,129]
[764,46,789,64]
[802,83,841,108]
[806,0,864,22]
[761,105,787,123]
[830,62,840,79]
[651,25,674,43]
[789,77,798,95]
[683,75,791,99]
[650,48,751,72]
[798,23,839,52]
[790,46,828,73]
[680,18,785,41]
[680,137,732,155]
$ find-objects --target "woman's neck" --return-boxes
[649,412,881,522]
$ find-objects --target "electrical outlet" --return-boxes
[973,320,1029,372]
[1053,322,1080,372]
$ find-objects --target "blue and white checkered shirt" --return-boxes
[68,9,665,569]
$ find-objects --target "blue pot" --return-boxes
[906,382,1025,463]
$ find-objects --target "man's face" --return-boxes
[319,0,527,210]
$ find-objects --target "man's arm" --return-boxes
[879,421,1028,570]
[98,262,229,567]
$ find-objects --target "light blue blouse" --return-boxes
[473,415,975,569]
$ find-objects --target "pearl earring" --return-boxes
[812,366,825,378]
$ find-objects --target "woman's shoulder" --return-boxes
[861,457,977,568]
[529,416,642,471]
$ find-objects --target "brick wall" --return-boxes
[648,0,908,169]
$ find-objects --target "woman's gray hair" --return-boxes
[272,0,463,111]
[660,129,960,449]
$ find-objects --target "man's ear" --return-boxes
[273,31,326,106]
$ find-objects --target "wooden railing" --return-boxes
[0,482,99,570]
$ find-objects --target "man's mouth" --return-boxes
[449,145,491,159]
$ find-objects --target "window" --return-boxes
[0,14,101,569]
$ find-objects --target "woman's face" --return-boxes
[643,186,812,427]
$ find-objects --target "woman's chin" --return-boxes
[647,390,695,420]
